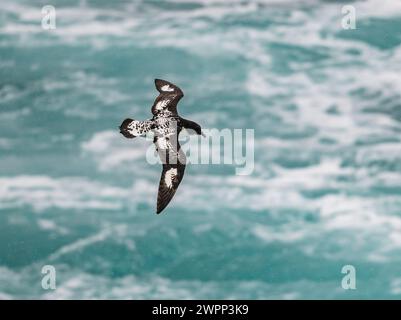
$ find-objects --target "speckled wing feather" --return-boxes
[119,118,153,138]
[154,135,186,214]
[151,79,184,116]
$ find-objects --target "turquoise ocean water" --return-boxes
[1,0,401,299]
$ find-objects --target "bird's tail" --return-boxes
[119,118,136,138]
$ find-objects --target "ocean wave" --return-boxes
[1,0,401,299]
[82,130,151,172]
[0,175,129,212]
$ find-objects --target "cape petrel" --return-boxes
[119,79,204,214]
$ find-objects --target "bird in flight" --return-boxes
[119,79,204,214]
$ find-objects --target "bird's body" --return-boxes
[119,79,203,214]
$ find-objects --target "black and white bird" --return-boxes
[119,79,204,214]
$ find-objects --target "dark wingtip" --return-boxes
[154,79,183,97]
[154,78,168,89]
[156,202,168,214]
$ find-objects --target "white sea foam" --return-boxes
[37,219,69,235]
[252,225,306,243]
[0,175,129,212]
[35,271,329,299]
[82,130,150,171]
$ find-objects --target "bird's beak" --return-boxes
[201,132,206,138]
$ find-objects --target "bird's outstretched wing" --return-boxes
[151,79,184,116]
[119,118,153,138]
[154,135,186,214]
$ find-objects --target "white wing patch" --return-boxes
[165,168,177,189]
[157,137,173,150]
[155,99,170,111]
[161,85,174,92]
